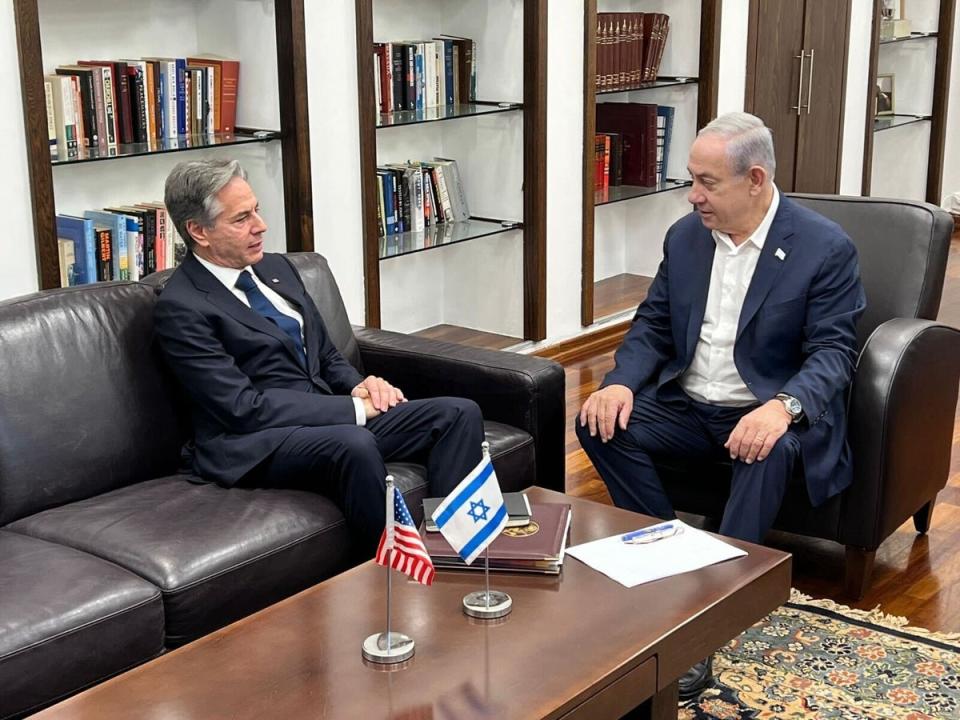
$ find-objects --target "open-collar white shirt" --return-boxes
[679,187,780,407]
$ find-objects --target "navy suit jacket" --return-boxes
[602,196,866,506]
[154,252,364,485]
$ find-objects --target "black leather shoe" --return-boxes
[678,654,714,700]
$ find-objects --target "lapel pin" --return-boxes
[774,248,786,261]
[271,278,280,283]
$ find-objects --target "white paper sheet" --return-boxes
[565,520,747,588]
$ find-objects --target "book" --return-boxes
[46,75,78,159]
[57,238,76,287]
[55,215,95,285]
[55,66,97,147]
[422,502,572,574]
[422,491,532,532]
[596,102,658,187]
[43,80,56,156]
[84,210,130,280]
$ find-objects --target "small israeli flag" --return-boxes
[431,454,508,565]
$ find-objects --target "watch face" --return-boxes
[786,398,801,415]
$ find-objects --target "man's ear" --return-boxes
[747,166,767,195]
[185,219,207,248]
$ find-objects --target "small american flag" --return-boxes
[375,484,435,586]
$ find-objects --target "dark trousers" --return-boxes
[251,397,484,554]
[576,390,800,543]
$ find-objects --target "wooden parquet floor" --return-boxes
[563,233,960,633]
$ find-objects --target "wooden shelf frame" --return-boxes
[580,0,722,327]
[354,0,548,341]
[861,0,956,202]
[13,0,315,290]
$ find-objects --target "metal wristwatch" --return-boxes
[775,393,803,423]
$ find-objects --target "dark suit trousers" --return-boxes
[250,397,484,555]
[576,390,800,543]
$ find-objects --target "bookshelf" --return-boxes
[862,0,956,203]
[355,0,547,344]
[14,0,314,290]
[581,0,721,326]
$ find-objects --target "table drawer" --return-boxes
[558,655,657,720]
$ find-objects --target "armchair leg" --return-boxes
[913,500,935,534]
[844,546,876,601]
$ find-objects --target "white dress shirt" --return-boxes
[679,187,781,407]
[195,255,367,425]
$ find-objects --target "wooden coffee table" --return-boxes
[34,487,790,720]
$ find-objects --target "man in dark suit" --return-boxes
[577,112,865,697]
[155,159,484,554]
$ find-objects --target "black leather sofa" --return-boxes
[0,252,564,719]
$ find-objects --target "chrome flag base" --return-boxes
[462,590,512,619]
[362,631,415,664]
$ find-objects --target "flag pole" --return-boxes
[462,442,512,619]
[362,475,415,664]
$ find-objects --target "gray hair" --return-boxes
[164,159,247,250]
[698,112,776,180]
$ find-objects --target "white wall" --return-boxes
[941,1,960,204]
[545,0,585,340]
[717,0,748,114]
[0,1,39,300]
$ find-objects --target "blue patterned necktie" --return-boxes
[235,270,306,363]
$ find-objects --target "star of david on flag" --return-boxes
[376,484,435,586]
[430,453,507,565]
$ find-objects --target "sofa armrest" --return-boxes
[843,318,960,547]
[355,327,566,492]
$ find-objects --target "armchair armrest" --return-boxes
[354,327,566,491]
[844,318,960,547]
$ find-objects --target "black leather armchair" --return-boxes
[655,195,960,599]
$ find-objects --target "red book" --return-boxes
[187,55,239,133]
[596,102,658,187]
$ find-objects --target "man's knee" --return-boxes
[768,431,801,462]
[326,426,379,460]
[433,396,483,428]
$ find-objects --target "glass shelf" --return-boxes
[595,179,692,206]
[50,131,279,166]
[377,102,523,129]
[597,76,699,96]
[873,114,932,133]
[880,31,938,45]
[379,217,521,260]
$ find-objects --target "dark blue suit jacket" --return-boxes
[602,196,866,506]
[154,252,364,485]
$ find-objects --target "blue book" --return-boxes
[377,171,397,235]
[414,47,424,111]
[55,215,95,285]
[84,210,130,280]
[175,58,187,135]
[657,106,675,183]
[442,40,454,106]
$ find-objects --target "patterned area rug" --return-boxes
[681,590,960,720]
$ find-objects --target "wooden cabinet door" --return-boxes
[747,0,806,192]
[794,0,851,192]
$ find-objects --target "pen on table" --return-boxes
[621,523,680,544]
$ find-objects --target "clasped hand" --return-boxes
[352,375,406,420]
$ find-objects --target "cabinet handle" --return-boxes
[805,49,815,114]
[792,51,806,116]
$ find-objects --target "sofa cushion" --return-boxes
[0,283,183,526]
[7,477,352,648]
[0,531,164,719]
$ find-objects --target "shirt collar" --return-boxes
[713,185,780,252]
[194,254,254,293]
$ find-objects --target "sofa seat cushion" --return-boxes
[7,476,352,648]
[0,531,164,719]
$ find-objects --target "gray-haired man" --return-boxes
[154,159,484,555]
[577,113,865,697]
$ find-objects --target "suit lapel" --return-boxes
[183,254,305,368]
[684,228,717,361]
[736,198,795,341]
